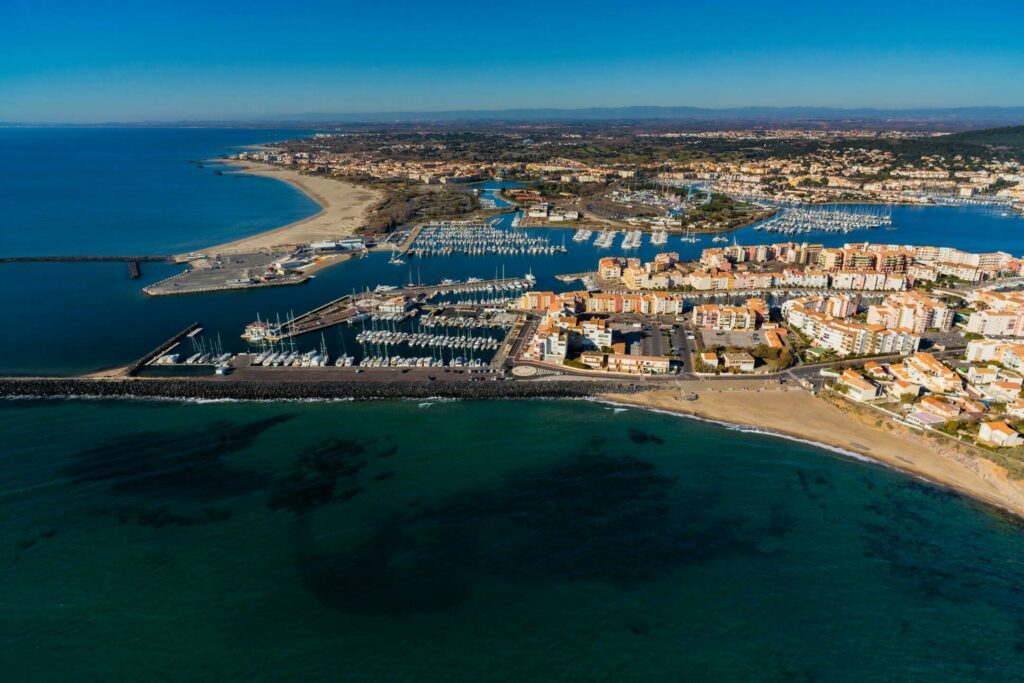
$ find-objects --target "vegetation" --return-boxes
[750,344,793,371]
[277,124,1024,180]
[832,125,1024,166]
[687,194,765,229]
[361,184,478,234]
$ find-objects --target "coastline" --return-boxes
[601,382,1024,519]
[184,160,382,258]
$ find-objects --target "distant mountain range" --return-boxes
[5,106,1024,129]
[249,106,1024,129]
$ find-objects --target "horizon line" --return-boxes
[6,104,1024,127]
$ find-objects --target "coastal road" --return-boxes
[671,323,695,374]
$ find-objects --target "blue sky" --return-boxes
[2,0,1023,122]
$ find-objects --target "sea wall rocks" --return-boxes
[0,377,648,401]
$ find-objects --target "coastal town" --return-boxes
[243,124,1024,223]
[13,1,1024,676]
[8,121,1024,519]
[113,223,1024,468]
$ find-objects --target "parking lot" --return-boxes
[699,329,770,350]
[144,252,299,295]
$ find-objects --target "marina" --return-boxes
[7,9,1024,678]
[278,274,534,338]
[227,310,511,372]
[407,219,567,257]
[755,205,894,235]
[620,230,643,249]
[594,230,617,248]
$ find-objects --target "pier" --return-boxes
[0,255,172,281]
[125,322,201,376]
[0,255,172,263]
[390,223,426,258]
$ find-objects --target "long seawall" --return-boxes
[0,377,648,401]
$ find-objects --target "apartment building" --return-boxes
[783,296,919,356]
[867,291,953,334]
[966,309,1024,337]
[605,353,672,374]
[966,339,1024,372]
[692,304,757,331]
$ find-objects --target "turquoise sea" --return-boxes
[3,398,1024,681]
[3,129,1024,679]
[0,127,319,256]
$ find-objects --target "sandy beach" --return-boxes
[182,160,381,258]
[603,381,1024,518]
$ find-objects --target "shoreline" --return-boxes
[601,383,1024,520]
[183,160,381,258]
[5,373,1024,518]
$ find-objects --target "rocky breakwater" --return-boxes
[0,377,648,401]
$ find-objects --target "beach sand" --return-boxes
[183,160,382,257]
[603,381,1024,518]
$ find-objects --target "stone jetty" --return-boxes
[0,377,649,402]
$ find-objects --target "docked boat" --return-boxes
[241,319,283,343]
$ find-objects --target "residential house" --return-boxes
[978,421,1024,447]
[722,352,756,372]
[838,369,880,401]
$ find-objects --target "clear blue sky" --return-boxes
[2,0,1023,122]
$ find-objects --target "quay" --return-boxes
[387,223,426,258]
[556,271,595,283]
[141,251,308,297]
